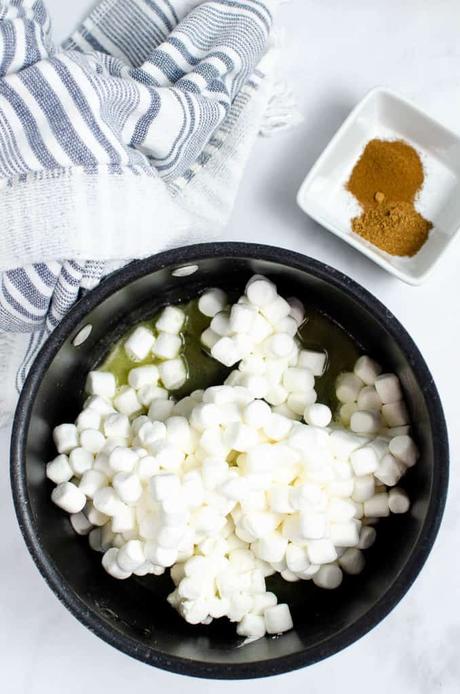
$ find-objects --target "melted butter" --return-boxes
[100,300,360,408]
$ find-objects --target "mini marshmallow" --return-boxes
[114,387,141,416]
[113,472,143,505]
[85,371,116,398]
[263,414,292,442]
[225,423,259,452]
[251,592,278,616]
[329,521,360,548]
[201,328,220,351]
[243,511,278,539]
[352,475,375,503]
[246,279,277,308]
[109,447,138,473]
[375,373,403,404]
[299,511,327,540]
[85,395,115,415]
[339,548,365,575]
[53,424,79,454]
[156,306,185,334]
[327,498,357,522]
[329,430,369,460]
[117,540,146,572]
[102,548,131,579]
[93,454,112,477]
[152,441,184,472]
[282,367,314,395]
[51,482,86,514]
[210,312,232,337]
[388,487,411,514]
[124,326,156,361]
[350,410,381,435]
[287,297,305,326]
[69,447,93,476]
[267,334,295,358]
[354,356,382,385]
[382,401,409,428]
[336,373,363,404]
[238,374,269,399]
[249,313,273,343]
[389,435,418,468]
[307,539,338,565]
[137,386,169,407]
[297,349,327,377]
[304,403,332,428]
[70,512,93,536]
[198,289,228,317]
[313,564,343,590]
[264,604,293,635]
[165,416,193,453]
[85,503,109,527]
[158,358,187,390]
[93,487,124,517]
[211,337,242,368]
[358,525,377,550]
[287,391,316,416]
[364,493,390,518]
[111,504,136,533]
[243,400,272,429]
[350,446,379,476]
[103,413,131,440]
[275,316,298,337]
[80,429,105,455]
[153,332,182,360]
[136,420,166,448]
[252,532,288,563]
[137,455,160,480]
[79,470,107,498]
[191,403,222,431]
[76,409,101,432]
[46,455,73,484]
[261,296,291,324]
[285,544,310,573]
[269,486,294,514]
[145,542,178,568]
[375,454,405,487]
[150,473,181,502]
[237,614,266,640]
[128,365,160,390]
[265,384,289,407]
[148,398,175,422]
[357,386,382,411]
[230,303,257,333]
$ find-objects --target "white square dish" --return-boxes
[297,87,460,285]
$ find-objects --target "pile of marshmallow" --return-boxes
[47,276,418,642]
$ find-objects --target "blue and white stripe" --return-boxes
[0,0,274,396]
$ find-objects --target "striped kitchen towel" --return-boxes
[0,0,299,426]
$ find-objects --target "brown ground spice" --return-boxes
[352,201,432,257]
[346,139,432,257]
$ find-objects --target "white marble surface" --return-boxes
[2,1,460,691]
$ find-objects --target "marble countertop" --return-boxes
[1,1,459,692]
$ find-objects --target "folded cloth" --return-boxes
[0,0,296,426]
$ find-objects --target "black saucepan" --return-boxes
[10,243,448,679]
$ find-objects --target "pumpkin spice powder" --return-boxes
[346,139,432,257]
